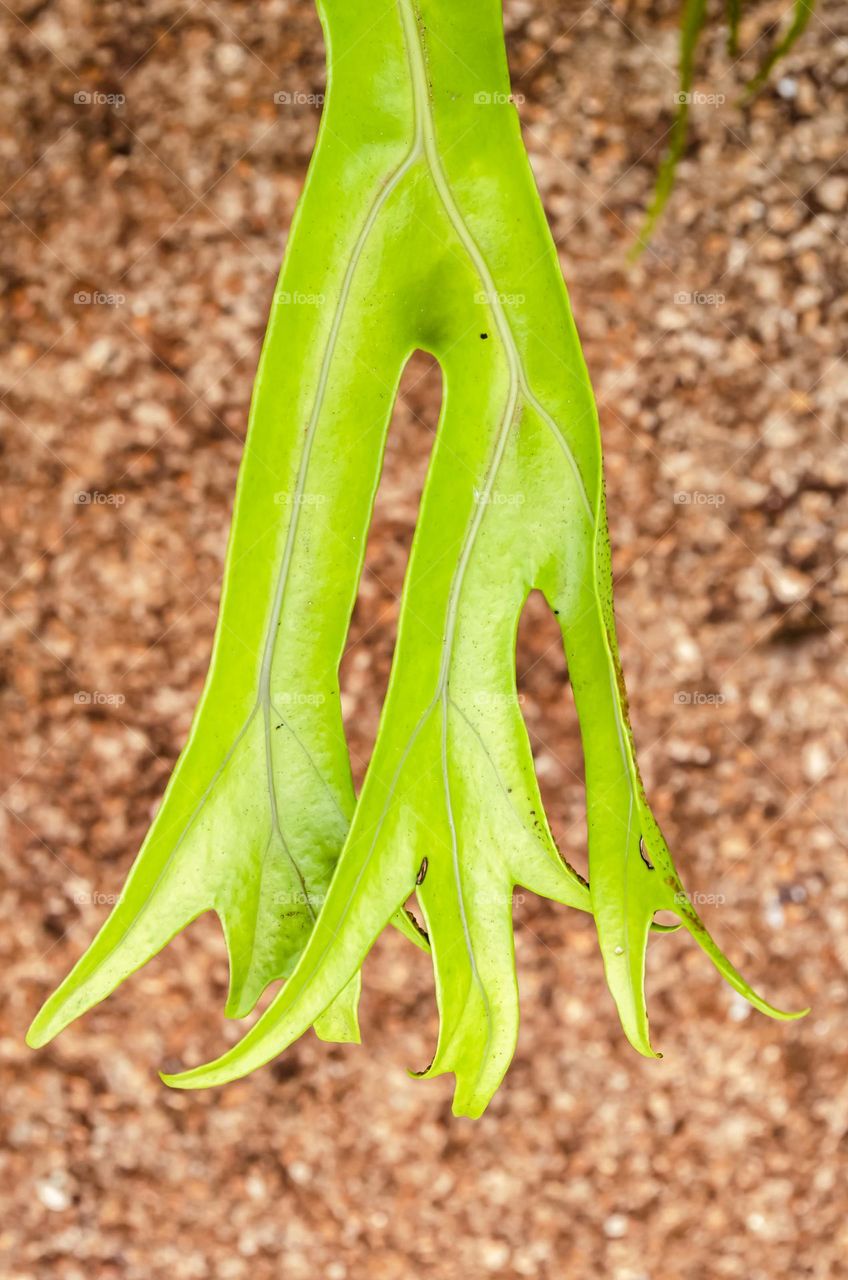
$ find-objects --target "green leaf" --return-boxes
[632,0,709,257]
[726,0,743,56]
[634,0,816,250]
[26,1,432,1053]
[745,0,815,98]
[153,0,804,1116]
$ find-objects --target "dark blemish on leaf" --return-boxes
[480,333,488,339]
[275,723,284,730]
[416,857,428,885]
[639,835,655,870]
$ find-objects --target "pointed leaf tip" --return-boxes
[25,1019,48,1051]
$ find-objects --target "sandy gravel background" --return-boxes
[1,0,846,1277]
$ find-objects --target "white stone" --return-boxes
[481,1240,511,1271]
[36,1180,71,1212]
[604,1213,628,1239]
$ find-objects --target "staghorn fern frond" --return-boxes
[28,0,807,1115]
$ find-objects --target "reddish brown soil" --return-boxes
[1,1,846,1277]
